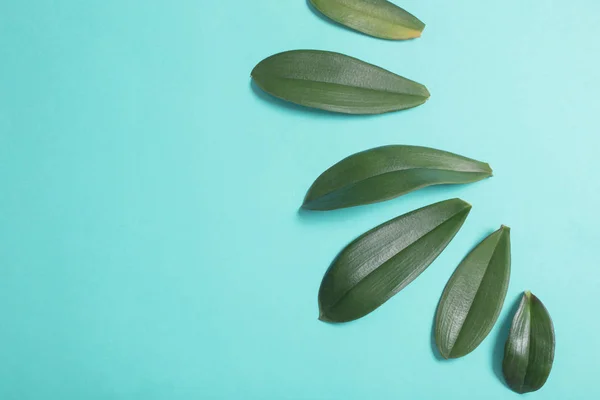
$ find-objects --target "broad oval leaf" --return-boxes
[435,225,511,359]
[310,0,424,40]
[319,198,471,323]
[251,50,430,114]
[503,291,555,394]
[303,145,492,211]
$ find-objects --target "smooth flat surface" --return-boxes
[1,1,598,399]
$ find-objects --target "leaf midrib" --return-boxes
[520,295,533,391]
[447,230,506,357]
[254,74,428,98]
[307,167,489,206]
[521,297,536,391]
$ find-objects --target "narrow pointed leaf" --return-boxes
[310,0,425,40]
[303,145,492,211]
[435,226,511,359]
[503,291,555,394]
[251,50,430,114]
[319,198,471,323]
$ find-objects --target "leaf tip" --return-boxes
[423,86,431,99]
[439,350,451,360]
[318,309,331,322]
[485,163,494,176]
[454,198,472,210]
[300,200,320,211]
[411,29,423,39]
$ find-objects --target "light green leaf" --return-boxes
[319,198,471,323]
[251,50,429,114]
[303,145,492,211]
[310,0,424,40]
[503,291,555,394]
[435,226,511,359]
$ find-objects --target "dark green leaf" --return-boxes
[310,0,424,40]
[251,50,429,114]
[503,291,555,394]
[435,226,511,359]
[303,145,492,211]
[319,198,471,323]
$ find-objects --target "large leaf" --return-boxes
[503,291,555,394]
[309,0,424,40]
[435,226,511,359]
[303,145,492,211]
[319,198,471,323]
[251,50,429,114]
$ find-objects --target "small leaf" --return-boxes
[310,0,424,40]
[303,145,492,211]
[319,198,471,323]
[503,291,555,394]
[435,226,511,359]
[251,50,429,114]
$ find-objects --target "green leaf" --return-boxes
[309,0,424,40]
[319,198,471,323]
[251,50,429,114]
[303,145,492,211]
[503,291,555,394]
[435,226,511,359]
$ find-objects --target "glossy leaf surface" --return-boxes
[503,291,555,394]
[319,198,471,323]
[303,145,492,211]
[251,50,429,114]
[435,226,511,359]
[310,0,424,40]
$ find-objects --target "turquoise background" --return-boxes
[1,0,598,398]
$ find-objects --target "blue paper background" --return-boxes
[1,1,599,398]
